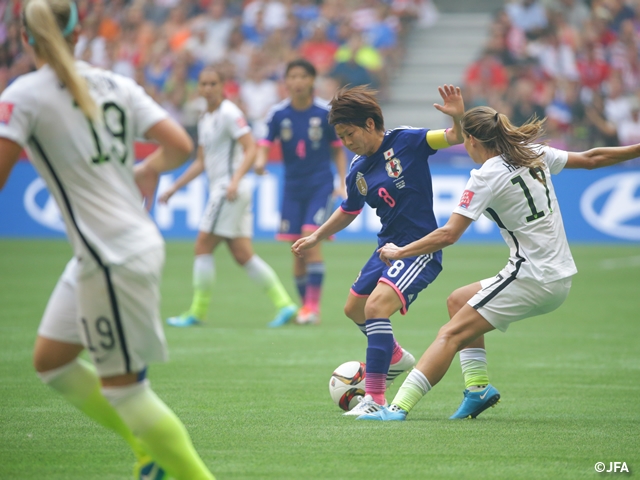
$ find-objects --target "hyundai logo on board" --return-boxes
[580,173,640,241]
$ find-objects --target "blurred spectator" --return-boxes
[604,0,636,34]
[75,14,109,68]
[243,0,288,32]
[577,39,611,91]
[509,78,546,126]
[547,0,590,30]
[334,33,383,74]
[299,20,338,76]
[464,49,509,96]
[527,27,579,81]
[144,44,172,92]
[505,0,548,39]
[240,55,279,138]
[604,74,632,127]
[201,0,235,60]
[617,98,640,145]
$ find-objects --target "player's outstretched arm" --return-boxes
[292,208,358,257]
[0,137,23,190]
[378,213,473,265]
[433,84,464,146]
[565,143,640,170]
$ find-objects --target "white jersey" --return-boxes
[198,99,251,188]
[0,61,168,266]
[453,145,578,283]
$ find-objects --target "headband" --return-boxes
[27,1,78,46]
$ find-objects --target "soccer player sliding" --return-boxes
[360,106,640,421]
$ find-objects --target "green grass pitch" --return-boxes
[1,240,639,479]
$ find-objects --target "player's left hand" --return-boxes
[134,162,159,211]
[434,85,464,122]
[377,243,403,266]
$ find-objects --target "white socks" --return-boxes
[193,254,214,291]
[243,255,277,287]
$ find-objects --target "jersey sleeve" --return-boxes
[339,167,365,215]
[452,169,493,221]
[125,79,169,138]
[415,128,438,157]
[224,103,251,139]
[261,107,279,145]
[0,86,34,147]
[541,145,569,175]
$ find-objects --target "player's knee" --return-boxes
[435,324,464,351]
[446,292,465,318]
[363,296,386,319]
[343,302,358,321]
[33,349,57,373]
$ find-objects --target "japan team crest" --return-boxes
[280,118,293,141]
[356,172,368,195]
[385,158,403,178]
[308,116,323,142]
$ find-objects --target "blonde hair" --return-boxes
[462,106,546,171]
[23,0,97,120]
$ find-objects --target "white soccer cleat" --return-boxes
[342,394,388,416]
[386,348,415,387]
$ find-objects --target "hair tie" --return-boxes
[28,1,78,46]
[494,112,499,121]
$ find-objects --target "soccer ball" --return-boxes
[329,361,366,411]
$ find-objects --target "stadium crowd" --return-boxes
[465,0,640,151]
[2,0,637,152]
[0,0,435,139]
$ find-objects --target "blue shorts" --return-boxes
[277,183,334,241]
[350,248,442,315]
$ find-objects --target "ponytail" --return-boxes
[462,106,547,181]
[23,0,97,120]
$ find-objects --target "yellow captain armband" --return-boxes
[426,128,450,150]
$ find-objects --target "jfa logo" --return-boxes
[385,158,402,178]
[594,462,629,473]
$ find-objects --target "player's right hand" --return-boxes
[292,235,318,257]
[158,188,175,204]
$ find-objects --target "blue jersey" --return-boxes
[263,98,340,193]
[340,128,441,249]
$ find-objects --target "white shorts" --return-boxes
[37,248,168,377]
[468,269,573,332]
[199,179,253,238]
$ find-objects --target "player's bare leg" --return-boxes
[227,237,297,327]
